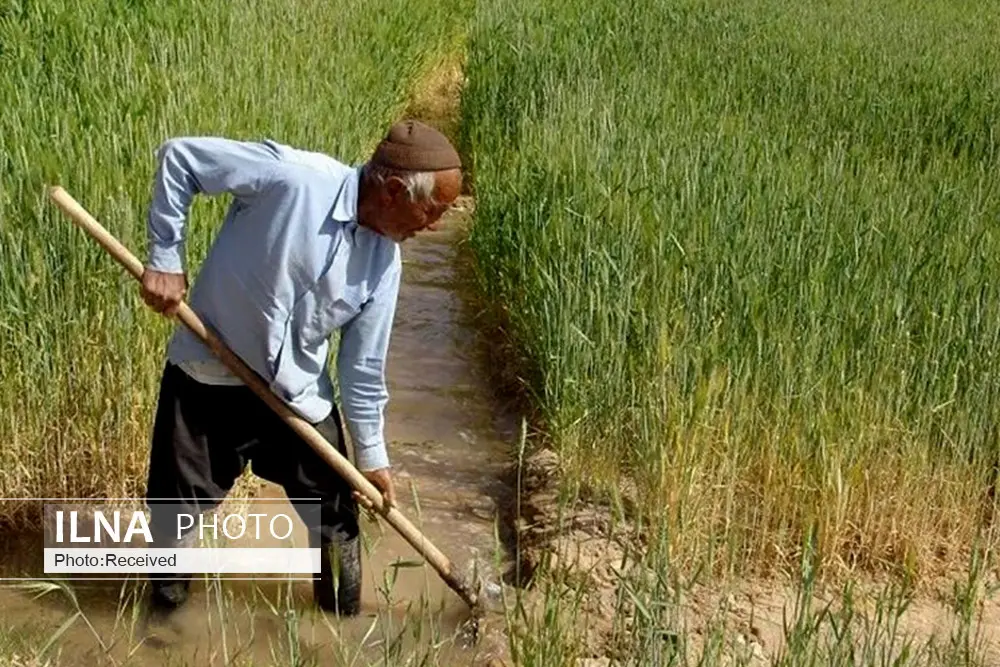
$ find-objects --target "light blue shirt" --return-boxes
[146,136,401,471]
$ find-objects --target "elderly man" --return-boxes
[140,120,462,617]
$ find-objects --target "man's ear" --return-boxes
[383,176,406,201]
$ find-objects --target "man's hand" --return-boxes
[141,268,187,316]
[355,467,396,513]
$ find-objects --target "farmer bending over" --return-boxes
[139,120,462,617]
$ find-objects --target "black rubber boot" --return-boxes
[313,534,362,616]
[146,524,196,618]
[150,576,191,613]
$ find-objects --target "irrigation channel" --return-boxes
[0,199,518,666]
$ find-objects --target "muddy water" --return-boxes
[0,200,517,666]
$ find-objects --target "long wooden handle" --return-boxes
[48,186,480,611]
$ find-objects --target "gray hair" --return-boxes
[363,162,438,204]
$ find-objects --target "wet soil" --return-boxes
[0,201,517,666]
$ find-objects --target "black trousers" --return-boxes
[145,362,359,551]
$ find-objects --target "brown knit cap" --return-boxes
[371,119,461,171]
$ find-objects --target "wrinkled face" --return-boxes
[375,168,462,242]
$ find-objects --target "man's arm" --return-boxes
[337,260,401,505]
[143,137,281,313]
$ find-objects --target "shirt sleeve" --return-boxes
[147,137,281,273]
[336,258,401,471]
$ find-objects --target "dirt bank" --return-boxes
[510,446,1000,665]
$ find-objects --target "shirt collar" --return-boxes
[330,166,361,224]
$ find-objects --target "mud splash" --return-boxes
[0,202,517,666]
